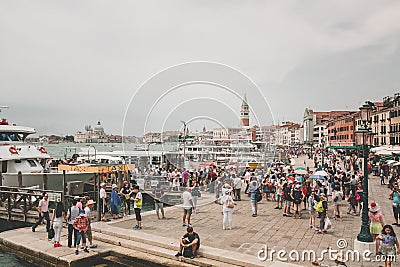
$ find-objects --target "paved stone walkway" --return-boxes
[110,155,397,266]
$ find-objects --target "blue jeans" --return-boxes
[33,211,50,232]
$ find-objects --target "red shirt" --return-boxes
[73,215,89,232]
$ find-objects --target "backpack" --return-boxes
[183,245,193,258]
[255,189,262,202]
[315,201,324,212]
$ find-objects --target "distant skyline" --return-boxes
[1,1,400,136]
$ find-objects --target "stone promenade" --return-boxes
[107,155,397,267]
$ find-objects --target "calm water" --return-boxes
[0,249,39,267]
[0,220,38,267]
[40,142,173,159]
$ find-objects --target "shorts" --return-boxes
[284,200,292,207]
[86,225,92,242]
[276,194,282,202]
[134,208,142,221]
[183,208,193,215]
[76,231,86,245]
[155,202,164,213]
[102,202,109,214]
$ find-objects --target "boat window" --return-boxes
[9,133,18,141]
[27,160,37,167]
[14,160,22,163]
[0,133,22,142]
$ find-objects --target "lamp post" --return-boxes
[181,121,187,169]
[355,102,375,243]
[321,134,325,169]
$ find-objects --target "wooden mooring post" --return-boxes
[62,170,66,206]
[18,171,22,187]
[96,174,101,222]
[43,173,48,190]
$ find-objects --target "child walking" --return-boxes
[376,225,400,267]
[73,209,89,255]
[133,185,143,230]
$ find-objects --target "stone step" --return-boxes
[92,223,264,266]
[94,231,243,267]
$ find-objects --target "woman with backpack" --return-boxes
[308,191,317,229]
[290,184,305,219]
[332,185,344,221]
[249,180,259,217]
[215,189,236,230]
[315,193,328,234]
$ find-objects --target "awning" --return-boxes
[379,156,393,161]
[326,145,363,150]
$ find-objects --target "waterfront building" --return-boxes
[387,94,400,145]
[276,122,301,147]
[74,121,108,143]
[327,112,358,147]
[303,109,353,147]
[143,132,162,143]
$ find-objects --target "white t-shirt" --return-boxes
[233,177,242,189]
[100,188,107,199]
[182,191,193,209]
[84,206,91,217]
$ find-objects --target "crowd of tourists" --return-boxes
[30,148,400,264]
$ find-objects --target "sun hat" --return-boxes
[112,184,118,189]
[100,182,106,187]
[86,200,96,206]
[369,202,380,212]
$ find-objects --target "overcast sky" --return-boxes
[1,1,400,136]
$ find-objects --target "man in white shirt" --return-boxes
[100,182,108,221]
[32,193,50,233]
[182,187,194,227]
[233,175,242,201]
[84,200,97,248]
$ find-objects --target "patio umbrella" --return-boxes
[310,174,325,180]
[294,169,308,175]
[295,167,306,171]
[314,170,329,176]
[295,176,304,183]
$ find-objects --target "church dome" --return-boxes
[94,121,104,132]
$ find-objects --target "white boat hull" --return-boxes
[1,172,95,190]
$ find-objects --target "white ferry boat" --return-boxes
[0,107,94,190]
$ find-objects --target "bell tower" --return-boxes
[240,94,249,127]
